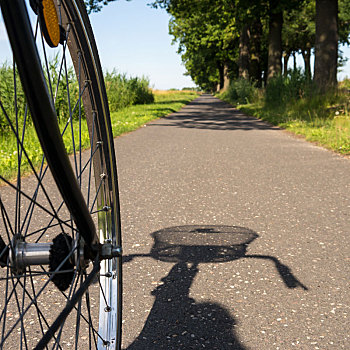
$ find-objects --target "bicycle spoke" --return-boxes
[90,176,104,214]
[7,271,64,350]
[0,105,68,236]
[85,288,99,348]
[0,196,15,241]
[22,142,99,244]
[64,52,78,179]
[57,288,104,344]
[17,103,29,231]
[39,263,104,345]
[20,85,91,241]
[98,279,110,311]
[87,113,96,208]
[54,267,81,349]
[53,27,70,106]
[0,197,17,271]
[0,278,21,333]
[48,269,105,344]
[20,145,49,239]
[12,272,28,350]
[13,58,21,242]
[27,220,72,240]
[0,247,77,346]
[74,274,83,350]
[1,266,11,345]
[35,260,100,350]
[23,269,59,350]
[0,178,76,232]
[78,53,82,189]
[0,269,75,281]
[41,32,54,101]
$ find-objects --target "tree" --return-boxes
[314,0,338,91]
[282,0,315,79]
[238,25,250,79]
[267,0,283,80]
[338,0,350,45]
[155,0,239,91]
[235,1,267,83]
[267,0,304,81]
[84,0,118,13]
[249,18,265,85]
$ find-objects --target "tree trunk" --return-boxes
[223,64,230,91]
[302,48,312,80]
[267,9,283,81]
[238,25,250,80]
[314,0,338,91]
[249,19,263,86]
[293,52,297,71]
[218,63,224,90]
[283,52,290,77]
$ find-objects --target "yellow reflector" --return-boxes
[42,0,60,47]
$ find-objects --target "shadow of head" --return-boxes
[123,224,308,291]
[150,225,258,264]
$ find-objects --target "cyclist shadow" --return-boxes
[123,225,308,349]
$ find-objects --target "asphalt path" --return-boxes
[116,94,350,349]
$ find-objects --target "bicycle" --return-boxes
[0,0,122,348]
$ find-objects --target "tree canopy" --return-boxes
[84,0,118,13]
[152,0,350,92]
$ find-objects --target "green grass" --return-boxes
[109,90,198,136]
[0,90,198,181]
[219,74,350,156]
[238,95,350,155]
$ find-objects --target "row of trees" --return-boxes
[145,0,350,92]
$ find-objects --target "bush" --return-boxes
[0,62,26,131]
[0,59,155,132]
[46,55,82,121]
[104,70,154,112]
[224,78,257,105]
[182,87,199,91]
[0,57,81,130]
[265,69,313,106]
[129,77,155,105]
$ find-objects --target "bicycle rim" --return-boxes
[0,0,122,348]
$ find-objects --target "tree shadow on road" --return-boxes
[149,98,277,131]
[123,225,307,349]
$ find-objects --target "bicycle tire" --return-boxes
[0,0,122,348]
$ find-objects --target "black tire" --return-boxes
[0,0,122,348]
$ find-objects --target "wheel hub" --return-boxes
[9,236,52,274]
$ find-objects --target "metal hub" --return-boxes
[6,234,121,291]
[9,239,52,274]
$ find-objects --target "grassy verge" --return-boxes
[109,90,198,136]
[219,75,350,155]
[239,101,350,155]
[0,90,198,180]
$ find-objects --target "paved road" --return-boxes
[116,94,350,349]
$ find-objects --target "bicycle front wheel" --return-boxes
[0,0,122,348]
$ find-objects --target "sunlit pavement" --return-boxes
[116,94,349,349]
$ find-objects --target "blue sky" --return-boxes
[0,0,196,90]
[0,1,349,89]
[88,0,196,89]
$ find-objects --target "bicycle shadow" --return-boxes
[123,225,308,349]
